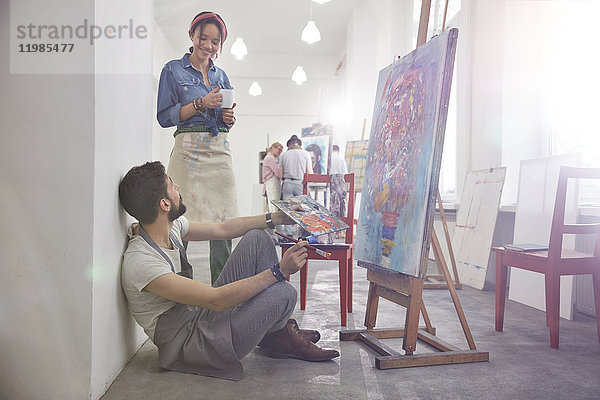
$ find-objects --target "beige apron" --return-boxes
[168,132,239,222]
[264,176,281,212]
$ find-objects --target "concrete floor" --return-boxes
[102,241,600,400]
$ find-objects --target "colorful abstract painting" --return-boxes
[355,28,458,277]
[344,140,369,191]
[271,195,349,237]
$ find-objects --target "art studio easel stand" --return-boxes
[340,260,488,369]
[340,0,487,370]
[425,191,462,289]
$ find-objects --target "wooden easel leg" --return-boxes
[364,281,380,329]
[420,302,435,335]
[431,231,477,350]
[437,190,461,287]
[403,278,423,355]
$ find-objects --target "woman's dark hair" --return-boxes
[119,161,168,225]
[189,11,227,54]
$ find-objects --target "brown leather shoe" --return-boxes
[264,323,339,362]
[287,319,320,344]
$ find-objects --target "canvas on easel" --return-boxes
[342,15,487,368]
[355,28,459,278]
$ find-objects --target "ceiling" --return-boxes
[154,0,361,60]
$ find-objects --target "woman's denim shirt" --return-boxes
[157,53,233,136]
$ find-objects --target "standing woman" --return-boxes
[262,142,283,212]
[157,11,238,284]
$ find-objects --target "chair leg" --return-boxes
[338,258,348,326]
[495,255,508,332]
[593,272,600,344]
[347,251,353,313]
[300,261,307,310]
[545,272,561,349]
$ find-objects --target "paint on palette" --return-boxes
[355,28,458,277]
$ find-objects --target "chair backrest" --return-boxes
[303,173,355,244]
[548,166,600,259]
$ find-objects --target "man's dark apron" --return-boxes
[139,224,242,381]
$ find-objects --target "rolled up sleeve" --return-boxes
[157,65,182,128]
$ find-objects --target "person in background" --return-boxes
[329,145,349,240]
[119,161,339,381]
[279,135,313,201]
[156,11,237,285]
[279,135,313,239]
[329,145,348,175]
[262,142,284,212]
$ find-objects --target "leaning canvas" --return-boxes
[355,28,458,277]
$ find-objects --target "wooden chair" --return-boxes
[281,173,355,326]
[492,166,600,349]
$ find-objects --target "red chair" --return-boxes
[281,173,355,326]
[492,166,600,348]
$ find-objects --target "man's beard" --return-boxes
[168,194,187,221]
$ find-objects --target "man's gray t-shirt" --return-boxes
[121,216,189,341]
[280,148,312,180]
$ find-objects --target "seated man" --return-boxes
[118,161,339,381]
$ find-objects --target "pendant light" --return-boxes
[230,37,248,60]
[301,21,321,44]
[292,66,307,85]
[248,81,262,96]
[312,0,332,4]
[301,0,321,44]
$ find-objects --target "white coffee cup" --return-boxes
[220,89,235,108]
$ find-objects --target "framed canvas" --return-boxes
[344,140,369,191]
[355,28,458,278]
[302,135,330,175]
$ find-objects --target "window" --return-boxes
[412,0,461,201]
[547,1,600,205]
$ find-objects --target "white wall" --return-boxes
[0,0,94,398]
[0,0,154,398]
[91,1,153,398]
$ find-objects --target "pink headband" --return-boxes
[189,13,227,43]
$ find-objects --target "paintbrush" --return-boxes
[275,232,331,259]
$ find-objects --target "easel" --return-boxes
[425,192,462,289]
[340,0,488,369]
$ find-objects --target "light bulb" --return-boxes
[301,20,321,44]
[292,66,307,85]
[249,81,262,96]
[230,37,248,60]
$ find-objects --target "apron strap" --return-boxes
[139,224,193,280]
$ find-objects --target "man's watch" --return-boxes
[265,212,276,229]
